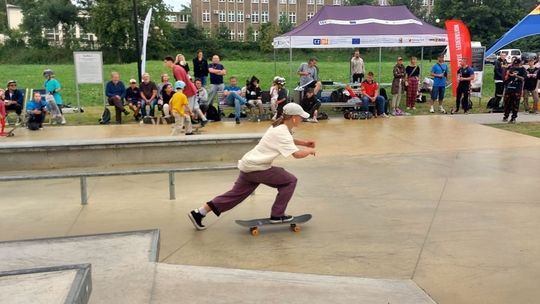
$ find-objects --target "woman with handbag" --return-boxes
[404,57,420,110]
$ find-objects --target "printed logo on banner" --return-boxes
[352,38,360,45]
[313,38,329,45]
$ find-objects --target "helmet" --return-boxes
[43,69,54,77]
[276,77,286,85]
[174,80,186,89]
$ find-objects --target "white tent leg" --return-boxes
[274,48,277,76]
[421,47,424,77]
[289,46,293,90]
[378,47,382,82]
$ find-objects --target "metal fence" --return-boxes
[0,165,237,205]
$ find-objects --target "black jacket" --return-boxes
[192,57,209,78]
[494,58,508,81]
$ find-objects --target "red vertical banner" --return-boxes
[445,20,472,96]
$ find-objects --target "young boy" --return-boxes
[300,88,321,123]
[275,77,288,119]
[125,79,142,121]
[43,69,66,124]
[26,91,48,130]
[170,81,194,136]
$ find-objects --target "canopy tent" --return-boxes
[273,5,448,49]
[486,4,540,56]
[272,5,447,85]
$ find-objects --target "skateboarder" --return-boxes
[188,103,316,230]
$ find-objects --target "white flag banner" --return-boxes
[141,8,153,77]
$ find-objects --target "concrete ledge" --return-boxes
[0,133,262,171]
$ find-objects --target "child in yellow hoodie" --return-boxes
[170,81,194,135]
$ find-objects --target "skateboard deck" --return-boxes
[235,214,312,236]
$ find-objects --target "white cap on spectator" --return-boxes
[129,79,137,84]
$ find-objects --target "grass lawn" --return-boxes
[490,122,540,138]
[0,59,497,125]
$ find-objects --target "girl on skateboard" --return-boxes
[188,103,316,230]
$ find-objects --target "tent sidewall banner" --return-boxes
[273,35,448,49]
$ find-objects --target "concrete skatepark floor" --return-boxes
[1,116,540,303]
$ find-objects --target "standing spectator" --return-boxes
[157,73,170,100]
[390,57,405,115]
[223,76,247,124]
[300,88,321,123]
[405,56,420,110]
[245,76,264,120]
[160,83,174,118]
[523,58,539,114]
[175,54,190,75]
[503,59,527,123]
[43,69,66,124]
[195,79,208,109]
[269,77,280,119]
[494,52,509,107]
[170,81,193,136]
[4,80,23,125]
[207,55,227,107]
[452,58,475,115]
[297,57,321,96]
[125,79,142,121]
[105,72,129,124]
[164,56,207,126]
[193,50,209,86]
[275,77,288,119]
[361,71,387,118]
[350,49,365,83]
[26,91,48,130]
[139,73,158,118]
[430,54,448,114]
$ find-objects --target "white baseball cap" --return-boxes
[283,103,310,119]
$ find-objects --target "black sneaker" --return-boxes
[269,215,294,224]
[188,209,206,230]
[502,117,508,122]
[235,118,240,124]
[509,118,516,124]
[185,132,194,135]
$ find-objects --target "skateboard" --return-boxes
[235,214,312,236]
[45,94,63,124]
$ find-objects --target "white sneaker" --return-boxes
[440,107,446,114]
[412,107,416,110]
[61,116,66,125]
[429,107,435,113]
[381,113,389,118]
[406,107,411,110]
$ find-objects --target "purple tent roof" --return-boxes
[279,5,446,37]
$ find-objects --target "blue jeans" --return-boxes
[226,91,247,119]
[361,96,385,115]
[199,76,207,87]
[141,98,158,117]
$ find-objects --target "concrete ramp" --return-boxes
[0,229,435,303]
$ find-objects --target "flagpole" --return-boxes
[132,0,142,84]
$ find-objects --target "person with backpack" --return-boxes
[43,69,66,125]
[188,103,316,230]
[429,54,448,114]
[452,58,475,115]
[523,58,539,114]
[503,58,527,123]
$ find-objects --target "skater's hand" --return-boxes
[304,140,316,148]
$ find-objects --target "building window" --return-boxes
[229,0,234,2]
[252,0,259,2]
[237,0,243,2]
[228,11,235,22]
[261,0,268,3]
[167,15,177,22]
[307,0,314,4]
[179,15,189,22]
[238,31,244,41]
[219,10,226,22]
[307,12,314,19]
[203,0,209,2]
[219,0,225,2]
[203,10,210,22]
[253,30,259,41]
[289,12,296,24]
[261,11,269,23]
[237,11,244,22]
[422,0,434,5]
[333,0,341,4]
[316,0,323,4]
[289,0,296,3]
[251,11,259,23]
[230,31,235,40]
[280,0,286,4]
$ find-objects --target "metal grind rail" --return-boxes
[0,165,238,205]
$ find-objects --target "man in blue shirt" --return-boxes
[222,76,247,124]
[26,91,48,130]
[105,72,129,124]
[430,54,448,114]
[207,55,226,109]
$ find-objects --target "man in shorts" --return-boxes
[430,54,448,113]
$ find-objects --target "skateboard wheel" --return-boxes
[250,227,259,236]
[291,224,300,232]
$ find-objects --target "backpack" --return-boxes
[99,107,111,124]
[330,89,347,103]
[206,105,221,121]
[487,97,504,112]
[379,87,388,101]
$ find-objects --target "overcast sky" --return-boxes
[164,0,190,11]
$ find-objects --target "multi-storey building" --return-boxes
[191,0,343,41]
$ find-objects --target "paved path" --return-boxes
[450,112,540,124]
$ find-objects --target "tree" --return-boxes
[391,0,427,21]
[215,24,230,41]
[279,14,292,34]
[259,22,279,52]
[86,0,172,62]
[246,25,254,42]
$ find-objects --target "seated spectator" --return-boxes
[125,79,142,121]
[170,81,193,136]
[195,79,208,111]
[105,72,129,124]
[140,73,158,118]
[360,72,387,118]
[297,57,322,96]
[157,73,171,100]
[222,76,247,124]
[26,91,48,130]
[245,76,264,119]
[300,88,321,123]
[160,83,174,118]
[5,80,23,125]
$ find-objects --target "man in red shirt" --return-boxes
[360,71,387,117]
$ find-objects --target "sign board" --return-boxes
[471,47,485,72]
[74,52,103,84]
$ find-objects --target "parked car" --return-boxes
[485,52,498,65]
[521,52,537,63]
[499,49,521,62]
